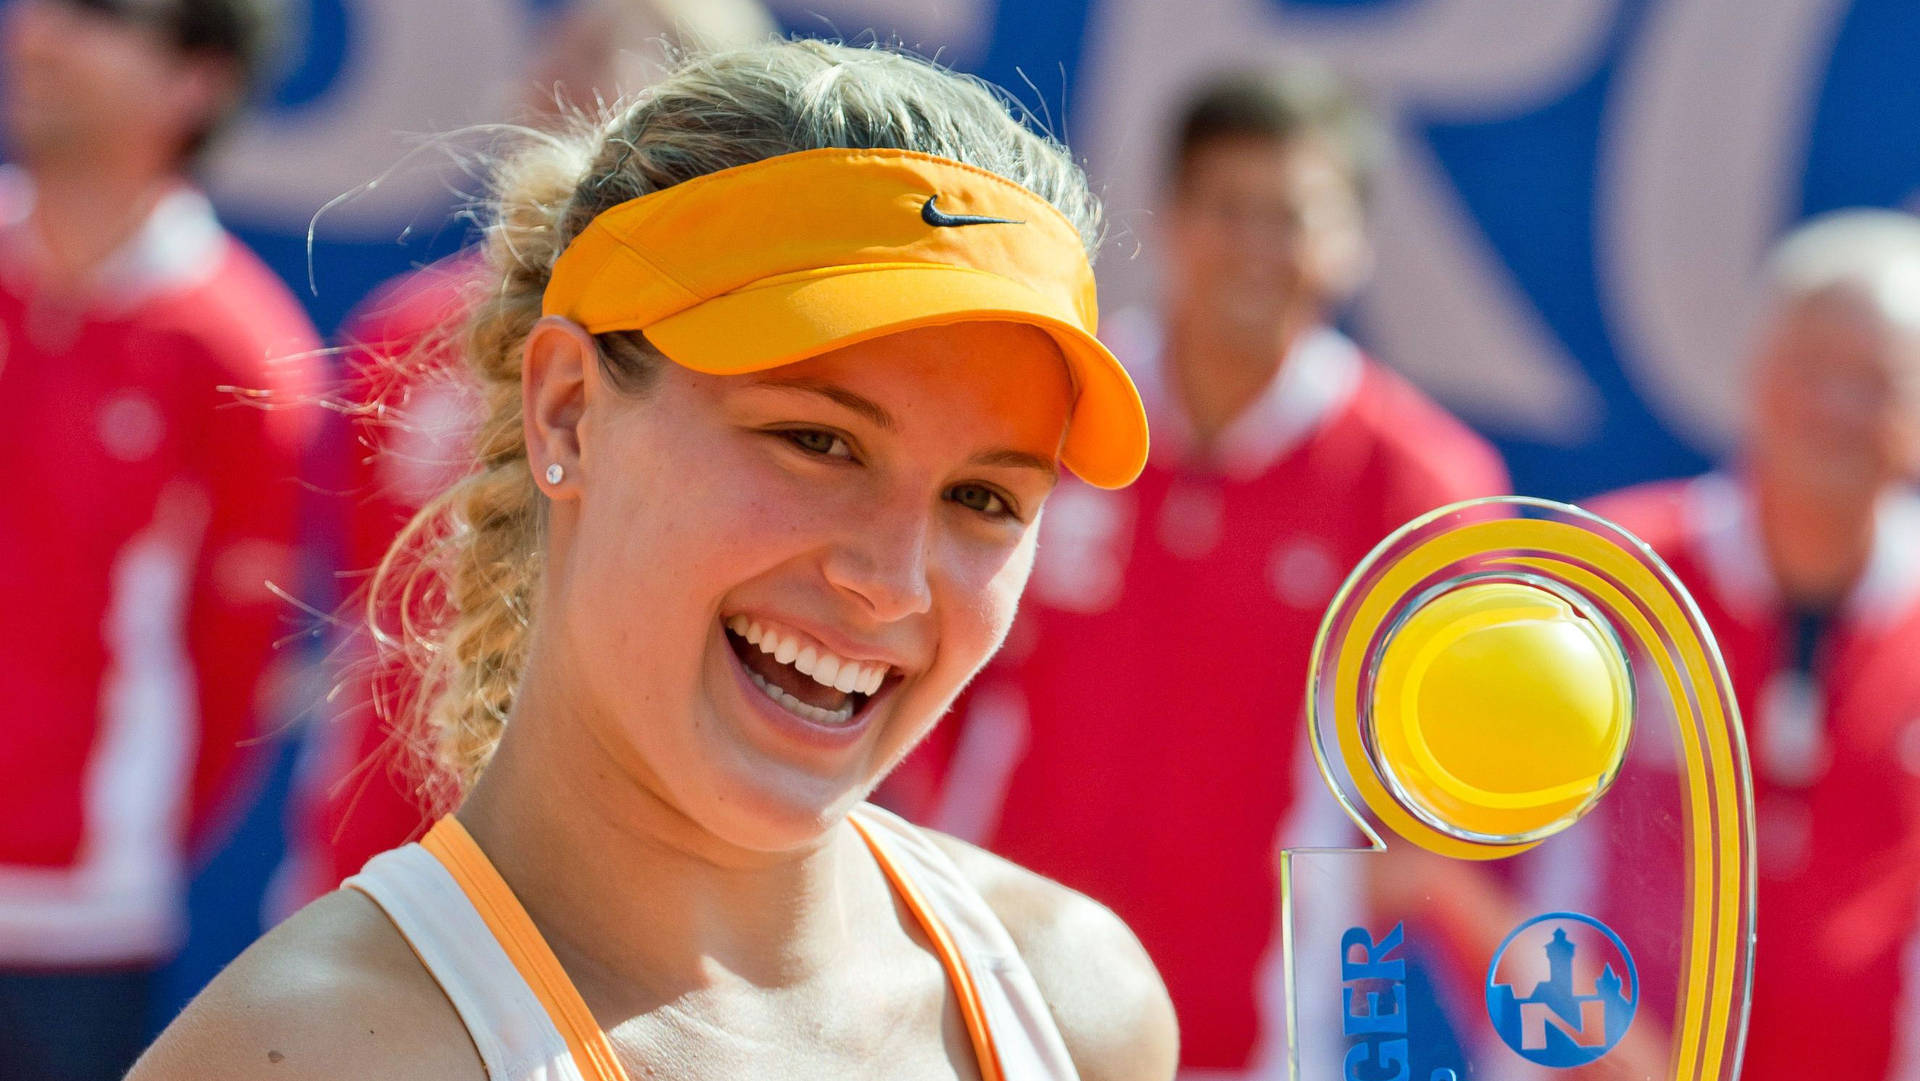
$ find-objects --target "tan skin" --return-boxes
[1744,286,1920,610]
[0,0,239,291]
[132,319,1178,1081]
[1161,134,1371,446]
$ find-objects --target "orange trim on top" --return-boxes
[421,817,630,1081]
[420,814,1006,1081]
[847,813,1006,1081]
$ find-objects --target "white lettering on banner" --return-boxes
[1599,0,1852,453]
[1079,0,1618,444]
[1353,139,1604,445]
[195,0,1887,456]
[206,0,996,237]
[764,0,993,65]
[205,0,527,236]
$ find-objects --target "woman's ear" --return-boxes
[523,316,599,499]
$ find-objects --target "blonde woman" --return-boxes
[134,39,1177,1081]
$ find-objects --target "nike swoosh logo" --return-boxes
[921,195,1025,228]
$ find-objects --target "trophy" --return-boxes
[1284,498,1754,1080]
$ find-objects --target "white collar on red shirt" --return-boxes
[0,165,226,313]
[1105,307,1363,480]
[1684,470,1920,629]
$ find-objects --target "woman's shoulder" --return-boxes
[129,889,484,1081]
[925,830,1179,1081]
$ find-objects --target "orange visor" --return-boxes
[541,147,1147,488]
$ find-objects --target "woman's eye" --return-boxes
[948,482,1014,519]
[781,428,853,459]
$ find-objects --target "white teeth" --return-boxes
[743,666,857,726]
[812,653,842,689]
[725,616,895,699]
[832,664,861,694]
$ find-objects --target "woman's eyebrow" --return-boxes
[969,448,1058,479]
[749,377,896,431]
[746,378,1057,479]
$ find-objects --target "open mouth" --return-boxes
[724,615,892,728]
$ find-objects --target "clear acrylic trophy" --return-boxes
[1285,498,1754,1081]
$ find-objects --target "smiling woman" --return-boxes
[131,37,1174,1081]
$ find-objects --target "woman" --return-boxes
[134,39,1177,1081]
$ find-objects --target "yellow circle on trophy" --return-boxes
[1369,578,1633,842]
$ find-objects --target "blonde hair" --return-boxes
[374,39,1103,799]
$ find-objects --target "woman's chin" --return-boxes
[684,760,877,855]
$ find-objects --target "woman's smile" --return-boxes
[724,613,898,726]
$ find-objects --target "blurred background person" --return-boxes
[1593,209,1920,1081]
[882,65,1508,1077]
[523,0,774,114]
[0,0,320,1077]
[269,0,776,913]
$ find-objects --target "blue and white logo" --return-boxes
[1485,912,1637,1068]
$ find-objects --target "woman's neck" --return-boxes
[454,685,884,1018]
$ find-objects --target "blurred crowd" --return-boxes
[1,1,1917,1080]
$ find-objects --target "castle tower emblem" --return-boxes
[1486,914,1638,1067]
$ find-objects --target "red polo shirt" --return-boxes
[0,173,319,964]
[1595,473,1920,1081]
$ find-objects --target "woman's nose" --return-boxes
[821,502,935,623]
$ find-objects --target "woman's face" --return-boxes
[535,321,1074,851]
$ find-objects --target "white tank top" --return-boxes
[344,804,1080,1081]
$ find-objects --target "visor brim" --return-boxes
[638,264,1148,489]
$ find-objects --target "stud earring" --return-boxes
[545,463,564,485]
